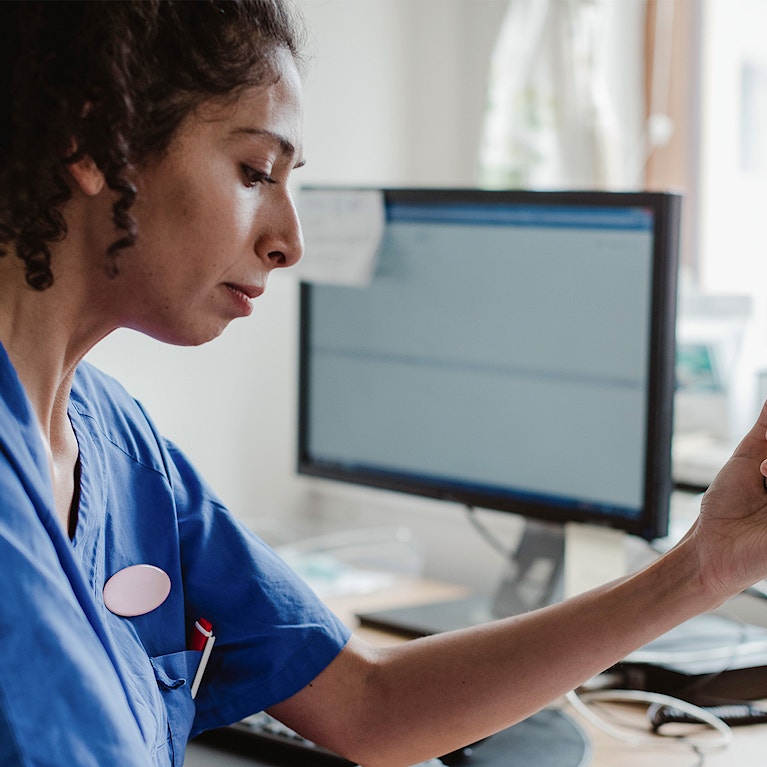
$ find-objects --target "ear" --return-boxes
[67,154,106,197]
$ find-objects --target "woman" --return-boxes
[2,2,767,766]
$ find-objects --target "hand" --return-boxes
[686,399,767,601]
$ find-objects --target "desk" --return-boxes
[186,579,767,767]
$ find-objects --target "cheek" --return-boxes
[135,171,256,272]
[175,201,256,281]
[203,192,260,259]
[179,180,252,237]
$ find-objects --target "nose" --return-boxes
[256,186,304,270]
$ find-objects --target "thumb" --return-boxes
[731,398,767,465]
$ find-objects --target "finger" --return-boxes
[733,401,767,460]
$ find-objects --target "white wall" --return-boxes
[298,0,506,187]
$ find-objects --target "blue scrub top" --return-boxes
[0,344,351,766]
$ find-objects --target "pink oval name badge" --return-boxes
[103,564,171,617]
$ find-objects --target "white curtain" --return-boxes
[478,0,648,190]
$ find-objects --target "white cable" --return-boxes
[566,688,732,751]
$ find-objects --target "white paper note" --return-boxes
[296,188,385,287]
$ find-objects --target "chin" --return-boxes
[131,320,229,348]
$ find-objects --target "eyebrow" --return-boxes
[230,127,306,168]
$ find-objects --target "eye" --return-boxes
[241,164,276,187]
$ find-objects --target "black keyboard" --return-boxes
[195,712,356,766]
[195,711,448,767]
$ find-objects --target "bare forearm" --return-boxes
[276,540,715,767]
[351,541,712,765]
[273,402,767,767]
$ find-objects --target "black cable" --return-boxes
[464,504,514,559]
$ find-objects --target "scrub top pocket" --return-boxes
[150,650,201,766]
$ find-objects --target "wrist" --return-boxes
[656,534,728,615]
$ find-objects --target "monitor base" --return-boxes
[441,708,590,767]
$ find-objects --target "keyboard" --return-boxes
[195,711,446,767]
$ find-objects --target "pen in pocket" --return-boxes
[189,618,215,699]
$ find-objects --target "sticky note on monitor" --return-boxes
[297,188,385,287]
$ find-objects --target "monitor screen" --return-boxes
[298,189,681,542]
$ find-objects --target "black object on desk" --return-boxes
[357,595,508,638]
[615,613,767,705]
[194,712,354,767]
[439,708,590,767]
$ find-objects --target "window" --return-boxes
[645,0,767,447]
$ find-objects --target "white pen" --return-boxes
[190,629,216,699]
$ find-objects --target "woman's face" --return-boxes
[111,47,305,346]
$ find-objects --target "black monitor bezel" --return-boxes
[297,188,681,541]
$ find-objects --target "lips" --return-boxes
[225,282,264,300]
[222,282,264,318]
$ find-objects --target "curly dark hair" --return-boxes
[0,0,304,290]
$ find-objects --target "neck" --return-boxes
[0,257,112,535]
[2,183,125,533]
[0,255,113,440]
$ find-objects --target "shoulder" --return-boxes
[69,360,167,472]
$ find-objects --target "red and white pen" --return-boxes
[189,618,213,651]
[189,618,215,699]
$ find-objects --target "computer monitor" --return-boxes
[297,188,681,635]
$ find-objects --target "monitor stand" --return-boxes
[356,518,565,637]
